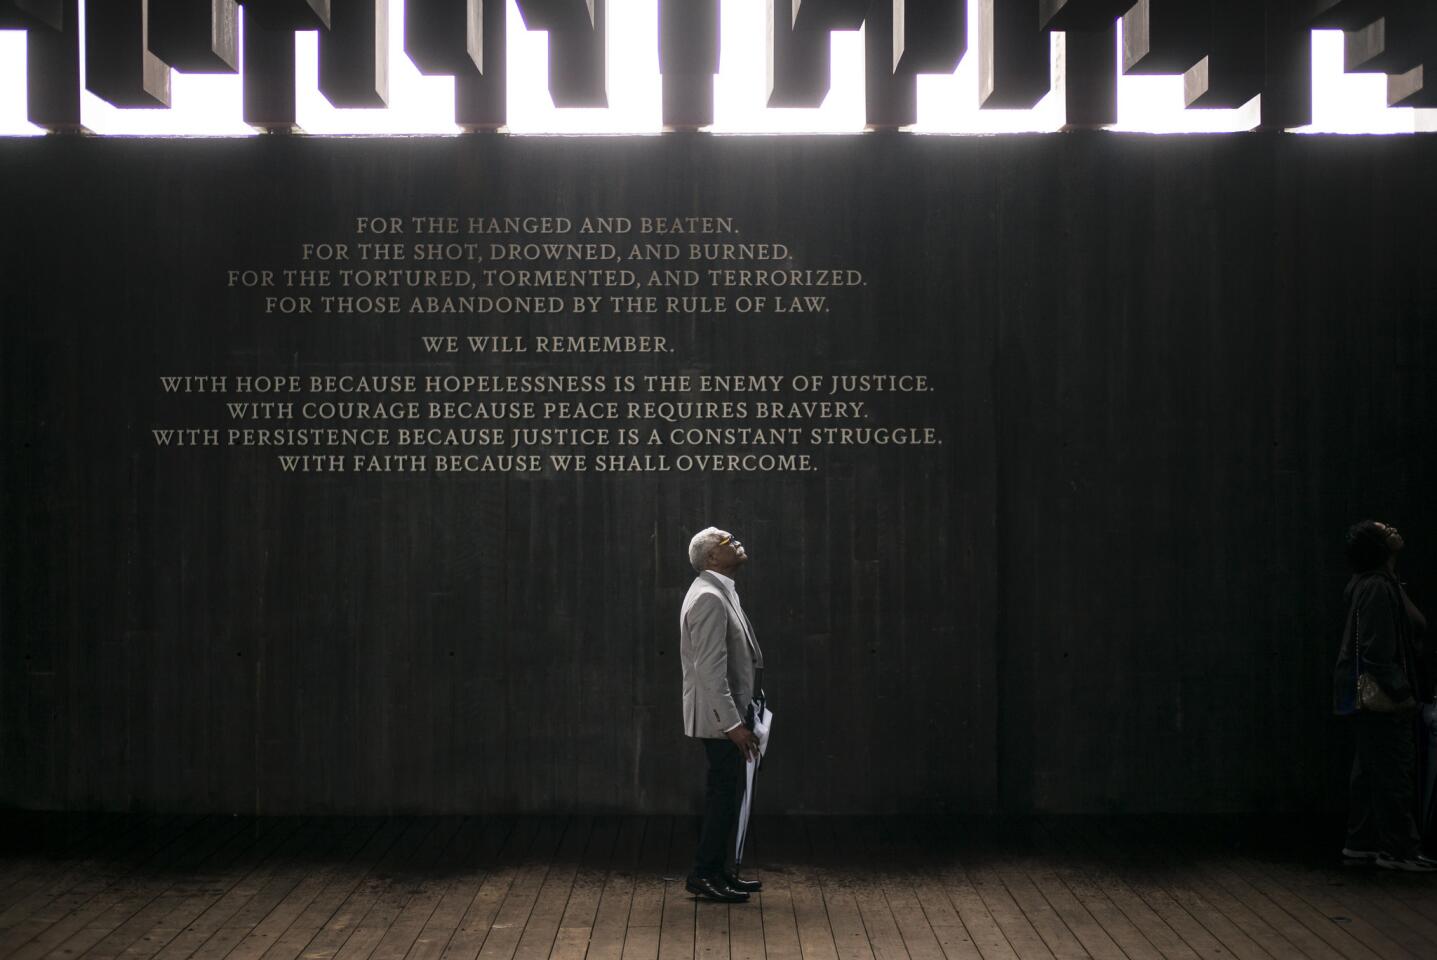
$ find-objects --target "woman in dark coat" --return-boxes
[1332,520,1434,872]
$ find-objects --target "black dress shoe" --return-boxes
[722,872,762,893]
[685,874,749,902]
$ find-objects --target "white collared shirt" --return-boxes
[707,569,737,595]
[704,569,753,733]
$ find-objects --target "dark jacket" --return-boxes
[1403,586,1432,703]
[1334,570,1421,715]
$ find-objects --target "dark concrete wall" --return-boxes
[2,134,1433,815]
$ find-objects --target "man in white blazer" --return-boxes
[680,526,765,903]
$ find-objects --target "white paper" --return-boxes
[735,706,772,866]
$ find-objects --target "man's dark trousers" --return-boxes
[694,737,745,877]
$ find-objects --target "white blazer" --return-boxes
[679,572,763,738]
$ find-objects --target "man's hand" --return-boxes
[726,725,761,762]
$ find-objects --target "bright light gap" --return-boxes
[0,1,1430,136]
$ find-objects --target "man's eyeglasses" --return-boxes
[718,535,737,547]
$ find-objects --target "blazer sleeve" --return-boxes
[687,593,744,732]
[1355,578,1409,698]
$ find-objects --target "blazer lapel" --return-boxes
[736,604,762,663]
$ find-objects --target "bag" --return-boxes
[1356,608,1418,713]
[1358,671,1415,713]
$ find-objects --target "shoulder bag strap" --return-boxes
[1355,607,1362,677]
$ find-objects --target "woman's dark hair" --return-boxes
[1346,520,1391,573]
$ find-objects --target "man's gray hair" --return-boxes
[688,527,726,573]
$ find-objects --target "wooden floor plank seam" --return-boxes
[920,822,1021,960]
[1176,816,1437,954]
[1084,819,1275,960]
[0,815,138,899]
[295,815,446,960]
[19,816,244,960]
[957,847,1058,960]
[147,816,341,960]
[1030,819,1167,960]
[791,822,837,960]
[252,817,414,960]
[804,819,876,960]
[437,816,543,960]
[402,816,519,960]
[618,814,670,960]
[0,815,161,920]
[1143,821,1363,960]
[215,816,389,960]
[1007,826,1134,960]
[1071,822,1298,960]
[463,816,569,960]
[0,817,201,960]
[1185,854,1348,960]
[367,816,483,960]
[360,817,475,960]
[511,816,593,960]
[584,817,644,960]
[1219,840,1428,960]
[549,815,622,960]
[1138,816,1431,960]
[995,839,1113,960]
[107,815,311,960]
[0,815,176,942]
[1192,847,1385,960]
[657,816,699,960]
[1054,822,1207,960]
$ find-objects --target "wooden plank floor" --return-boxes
[1,815,1434,960]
